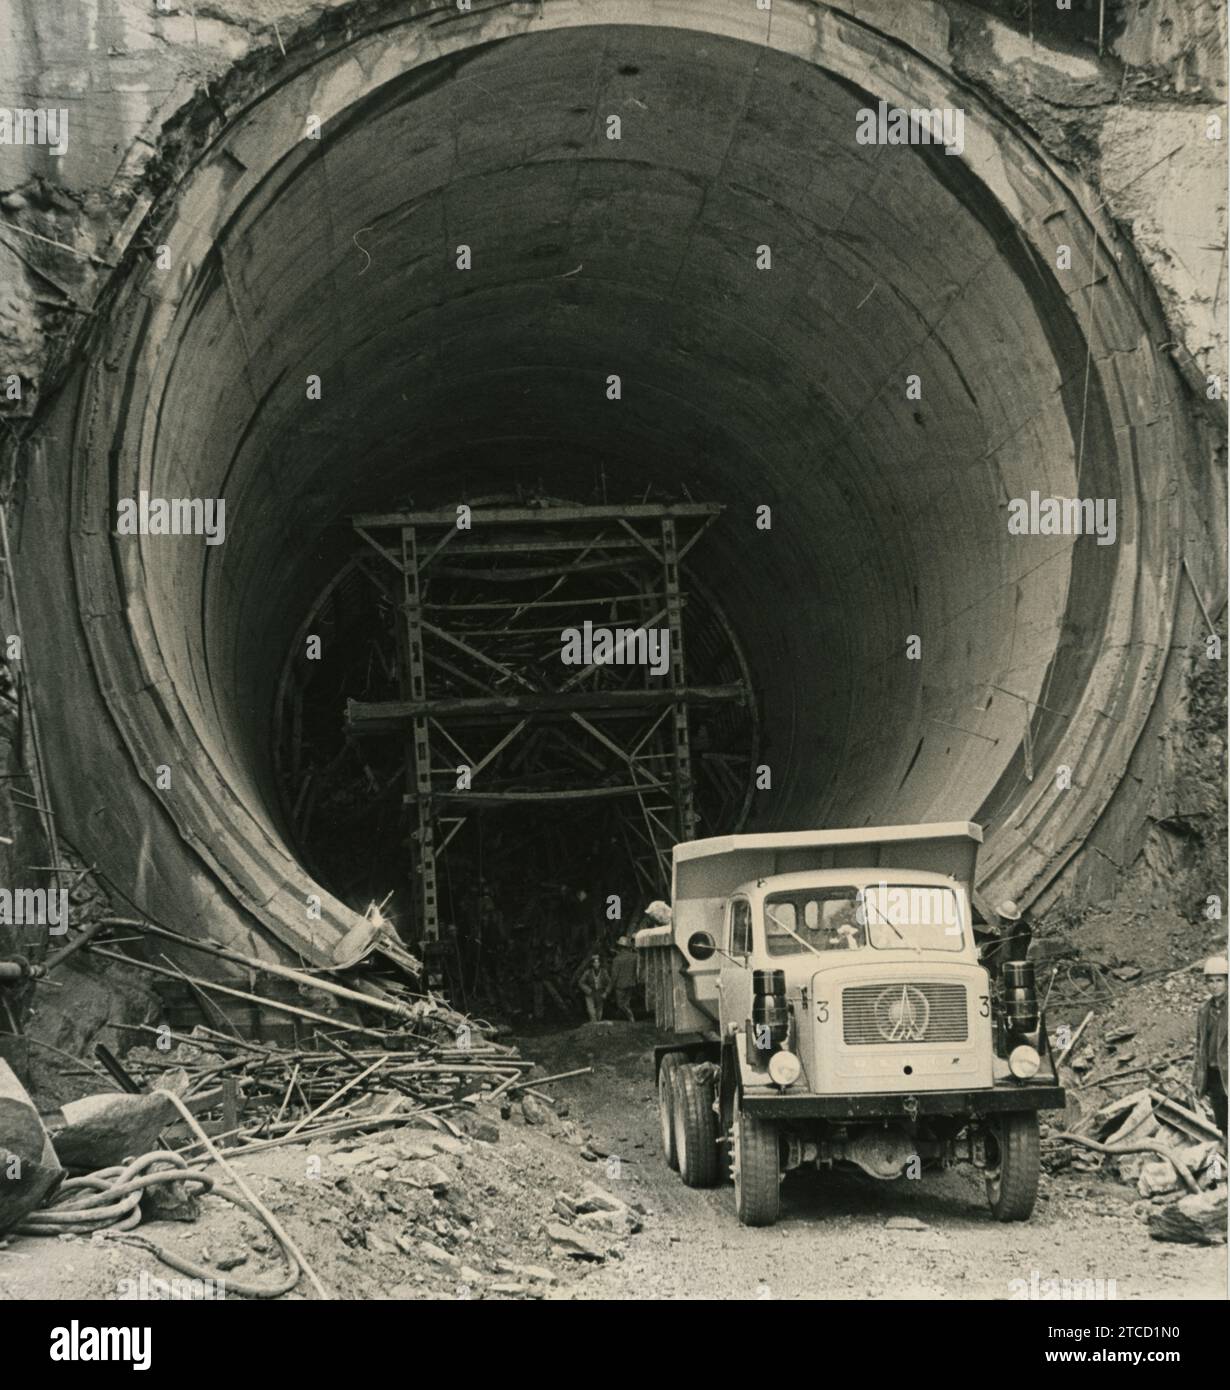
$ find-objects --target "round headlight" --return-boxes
[768,1050,801,1087]
[1009,1044,1040,1079]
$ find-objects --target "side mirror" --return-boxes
[686,931,717,962]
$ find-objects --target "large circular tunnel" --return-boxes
[17,0,1187,968]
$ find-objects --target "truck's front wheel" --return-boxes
[658,1053,686,1171]
[985,1111,1040,1221]
[733,1094,780,1226]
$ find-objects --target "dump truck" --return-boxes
[636,822,1063,1226]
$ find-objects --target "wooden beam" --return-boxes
[352,503,722,528]
[432,786,668,804]
[437,537,646,556]
[346,683,747,731]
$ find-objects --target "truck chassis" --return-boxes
[656,1042,1064,1226]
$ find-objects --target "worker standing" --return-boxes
[995,899,1032,963]
[577,953,611,1023]
[1192,955,1228,1133]
[607,937,639,1022]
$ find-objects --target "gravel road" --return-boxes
[525,1023,1226,1301]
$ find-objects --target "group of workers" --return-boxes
[438,880,660,1024]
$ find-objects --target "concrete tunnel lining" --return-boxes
[17,0,1187,966]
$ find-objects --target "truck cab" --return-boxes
[638,823,1063,1226]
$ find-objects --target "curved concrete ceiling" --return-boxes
[18,1,1187,963]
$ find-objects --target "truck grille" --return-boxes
[842,982,968,1045]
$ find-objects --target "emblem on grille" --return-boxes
[874,984,931,1041]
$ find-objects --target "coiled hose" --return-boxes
[17,1149,301,1297]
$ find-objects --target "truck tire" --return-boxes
[733,1093,780,1226]
[658,1053,686,1171]
[985,1112,1040,1221]
[674,1065,720,1188]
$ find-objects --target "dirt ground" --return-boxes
[3,1020,1224,1302]
[528,1025,1227,1302]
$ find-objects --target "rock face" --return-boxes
[1148,1188,1228,1246]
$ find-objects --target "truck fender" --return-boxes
[726,1031,768,1095]
[655,1036,720,1079]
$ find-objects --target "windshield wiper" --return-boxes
[765,906,823,957]
[859,892,907,945]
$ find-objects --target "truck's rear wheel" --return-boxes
[674,1065,720,1188]
[985,1112,1040,1221]
[672,1061,717,1184]
[658,1053,686,1171]
[733,1093,780,1226]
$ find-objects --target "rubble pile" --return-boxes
[2,1015,624,1297]
[1035,917,1227,1247]
[1051,1088,1223,1195]
[109,1025,545,1156]
[204,1108,644,1299]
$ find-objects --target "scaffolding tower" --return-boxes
[343,502,748,943]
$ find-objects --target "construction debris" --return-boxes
[5,1008,594,1297]
[1053,1087,1225,1198]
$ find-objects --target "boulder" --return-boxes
[0,1060,64,1234]
[546,1221,607,1260]
[46,1091,178,1171]
[1137,1158,1181,1198]
[1148,1188,1228,1245]
[452,1111,499,1143]
[399,1160,451,1193]
[520,1095,552,1127]
[1116,1152,1146,1184]
[573,1182,625,1214]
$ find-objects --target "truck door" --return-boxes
[717,896,754,1031]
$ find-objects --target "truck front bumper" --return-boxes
[742,1082,1065,1121]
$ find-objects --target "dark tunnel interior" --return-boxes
[189,28,1111,933]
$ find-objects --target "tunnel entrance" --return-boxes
[17,1,1190,973]
[273,497,758,953]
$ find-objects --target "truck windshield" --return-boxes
[860,883,964,951]
[762,884,965,955]
[763,889,866,956]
